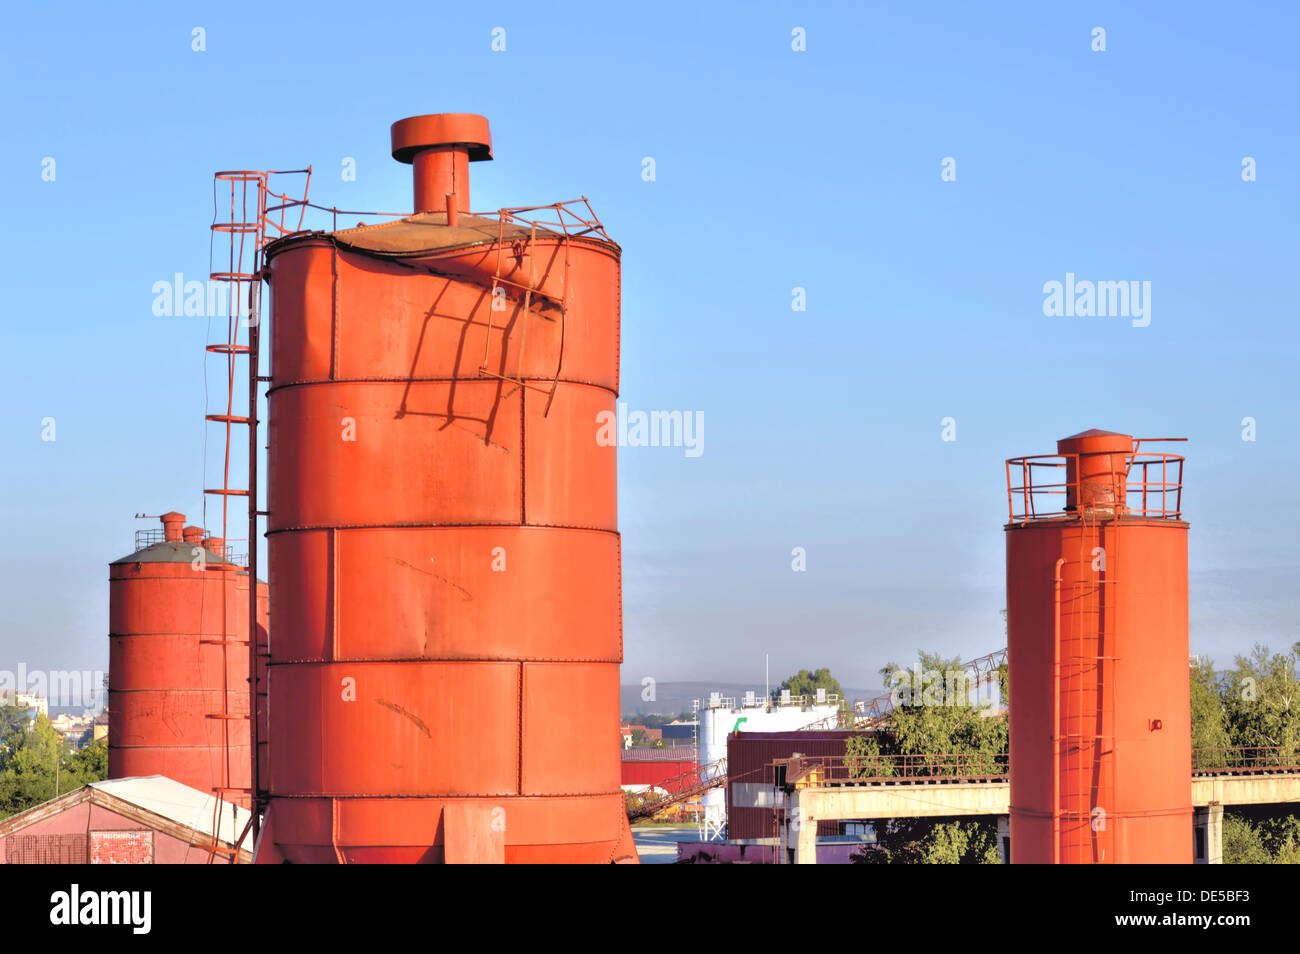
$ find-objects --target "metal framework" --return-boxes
[205,181,611,858]
[759,746,1300,787]
[206,168,312,854]
[625,757,728,821]
[479,199,608,415]
[1006,443,1186,523]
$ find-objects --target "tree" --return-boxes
[854,818,1001,864]
[0,718,109,820]
[1190,658,1231,757]
[1223,814,1272,864]
[1221,644,1300,759]
[1190,646,1300,863]
[66,737,108,785]
[842,651,1008,863]
[846,652,1008,779]
[0,715,65,817]
[778,668,844,704]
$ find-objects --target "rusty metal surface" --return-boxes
[260,115,626,863]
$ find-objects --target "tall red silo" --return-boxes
[257,114,629,863]
[1005,429,1191,863]
[109,512,255,807]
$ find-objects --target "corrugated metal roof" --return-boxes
[89,776,250,845]
[621,747,698,761]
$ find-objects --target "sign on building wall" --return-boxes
[89,830,154,864]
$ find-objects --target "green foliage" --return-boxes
[848,652,1008,778]
[1190,658,1231,753]
[1193,646,1300,863]
[854,818,1001,864]
[778,668,844,705]
[1219,644,1300,759]
[1222,809,1300,864]
[1222,814,1271,864]
[68,737,108,781]
[619,712,692,729]
[844,650,1009,863]
[0,716,108,819]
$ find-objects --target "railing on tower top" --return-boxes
[245,194,608,242]
[1005,450,1185,522]
[133,528,164,551]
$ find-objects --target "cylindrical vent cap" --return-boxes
[391,113,492,215]
[160,512,185,542]
[1057,428,1133,513]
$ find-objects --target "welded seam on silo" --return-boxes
[264,522,621,534]
[516,662,524,796]
[265,376,618,397]
[329,246,339,381]
[514,387,520,527]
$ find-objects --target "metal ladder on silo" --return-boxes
[204,168,311,857]
[1063,502,1117,863]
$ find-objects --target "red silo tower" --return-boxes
[1004,430,1191,863]
[108,512,262,808]
[256,114,630,863]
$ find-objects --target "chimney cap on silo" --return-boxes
[160,512,185,542]
[182,526,205,544]
[1057,429,1134,514]
[1059,428,1132,446]
[390,113,493,163]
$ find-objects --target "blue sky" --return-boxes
[0,1,1295,696]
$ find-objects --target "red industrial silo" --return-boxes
[256,114,631,863]
[108,512,254,808]
[1005,430,1191,863]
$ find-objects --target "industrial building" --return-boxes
[0,777,251,864]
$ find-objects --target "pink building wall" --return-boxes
[0,800,221,864]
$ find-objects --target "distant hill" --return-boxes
[621,681,885,719]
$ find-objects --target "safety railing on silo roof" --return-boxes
[1005,448,1185,523]
[133,528,164,551]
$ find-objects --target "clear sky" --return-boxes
[1,1,1295,697]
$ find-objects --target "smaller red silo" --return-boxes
[109,512,259,807]
[1005,430,1191,864]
